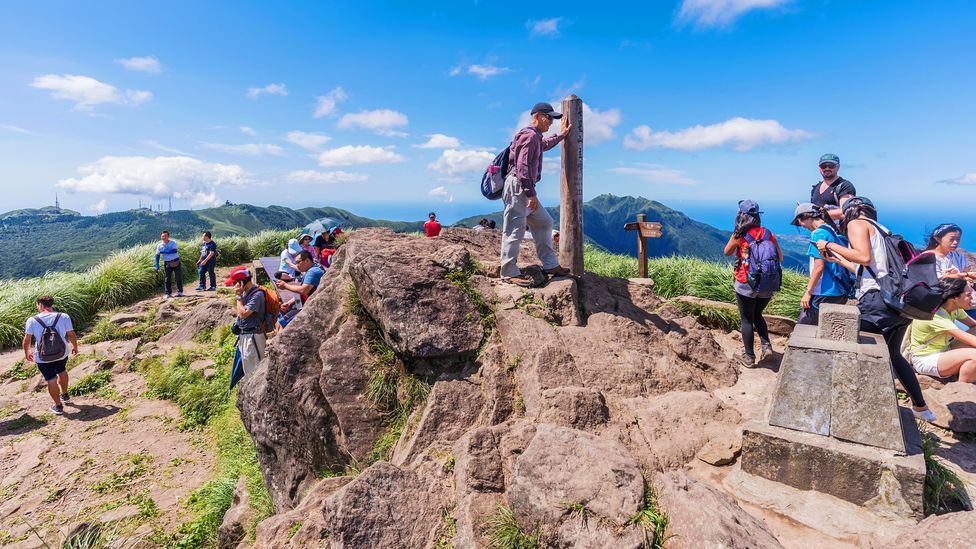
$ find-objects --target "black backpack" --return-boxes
[34,313,66,362]
[480,146,511,200]
[861,219,941,320]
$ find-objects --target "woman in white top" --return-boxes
[924,223,974,280]
[814,197,935,421]
[906,278,976,382]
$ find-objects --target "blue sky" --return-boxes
[2,0,975,227]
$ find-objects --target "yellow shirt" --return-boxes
[908,308,969,356]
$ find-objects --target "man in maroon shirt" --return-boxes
[424,211,442,237]
[500,102,572,286]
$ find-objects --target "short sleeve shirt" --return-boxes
[238,287,266,332]
[807,226,849,297]
[279,249,297,276]
[424,220,442,237]
[935,251,968,278]
[200,241,217,263]
[811,177,856,208]
[25,312,74,363]
[303,265,325,291]
[909,308,969,356]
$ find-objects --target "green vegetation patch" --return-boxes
[485,504,538,549]
[921,429,973,514]
[91,453,151,494]
[627,480,669,549]
[2,359,33,381]
[668,299,741,331]
[435,511,458,549]
[69,370,113,396]
[144,339,234,429]
[445,263,497,349]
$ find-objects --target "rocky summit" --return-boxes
[230,228,747,547]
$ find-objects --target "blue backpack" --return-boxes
[743,229,782,294]
[480,146,510,200]
[818,224,856,298]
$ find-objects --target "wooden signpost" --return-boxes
[623,213,662,278]
[559,94,584,277]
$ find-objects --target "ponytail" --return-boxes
[840,198,877,235]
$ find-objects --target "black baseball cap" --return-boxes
[530,102,562,119]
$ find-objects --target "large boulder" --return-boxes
[158,298,233,346]
[889,510,976,548]
[655,471,783,549]
[217,478,252,549]
[926,382,976,433]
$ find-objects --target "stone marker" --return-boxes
[740,303,926,521]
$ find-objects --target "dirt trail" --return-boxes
[0,286,233,547]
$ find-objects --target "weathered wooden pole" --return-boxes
[636,213,648,278]
[559,94,584,276]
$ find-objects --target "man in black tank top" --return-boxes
[810,153,856,221]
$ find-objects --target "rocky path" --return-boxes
[0,287,233,547]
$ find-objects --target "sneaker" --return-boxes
[503,275,536,288]
[164,294,172,300]
[733,351,755,368]
[758,342,773,363]
[913,408,937,422]
[176,292,183,297]
[60,393,72,404]
[206,287,217,292]
[49,404,64,416]
[194,286,205,291]
[543,265,571,276]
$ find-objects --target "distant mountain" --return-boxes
[0,205,80,219]
[0,203,423,278]
[456,194,806,269]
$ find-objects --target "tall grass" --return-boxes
[0,230,296,349]
[584,244,807,319]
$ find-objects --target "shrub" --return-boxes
[69,371,112,396]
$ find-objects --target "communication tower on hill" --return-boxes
[54,193,61,213]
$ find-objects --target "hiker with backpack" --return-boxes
[810,153,856,221]
[791,203,856,325]
[496,102,572,287]
[815,197,940,421]
[195,231,218,292]
[155,230,183,298]
[225,266,272,375]
[22,295,79,416]
[724,200,783,367]
[923,223,975,280]
[904,278,976,383]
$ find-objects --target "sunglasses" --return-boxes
[819,164,837,169]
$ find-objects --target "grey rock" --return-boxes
[926,382,976,433]
[392,377,484,466]
[889,510,976,548]
[696,433,742,466]
[218,477,252,549]
[537,386,609,430]
[817,303,860,342]
[158,299,233,347]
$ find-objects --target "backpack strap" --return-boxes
[33,315,49,330]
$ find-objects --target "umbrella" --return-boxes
[228,342,245,394]
[303,217,340,240]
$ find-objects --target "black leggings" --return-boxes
[862,321,926,408]
[735,292,771,357]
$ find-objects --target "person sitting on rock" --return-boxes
[499,102,572,287]
[924,223,975,280]
[906,278,976,383]
[313,226,343,262]
[815,196,936,421]
[472,218,489,232]
[298,233,315,255]
[275,238,303,282]
[723,200,782,367]
[276,251,325,305]
[791,203,855,325]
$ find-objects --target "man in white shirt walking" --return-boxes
[22,295,79,415]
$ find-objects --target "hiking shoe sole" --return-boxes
[49,405,64,416]
[543,267,571,276]
[504,277,536,288]
[60,394,72,404]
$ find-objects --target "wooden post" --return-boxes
[623,215,663,278]
[559,94,584,276]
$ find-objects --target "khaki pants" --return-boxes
[499,173,559,278]
[238,333,267,375]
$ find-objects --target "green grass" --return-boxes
[485,504,538,549]
[286,521,302,540]
[627,481,669,549]
[668,299,741,331]
[436,511,458,549]
[921,429,973,514]
[445,264,497,349]
[69,370,113,396]
[90,453,151,494]
[583,244,806,319]
[1,359,33,381]
[143,337,235,430]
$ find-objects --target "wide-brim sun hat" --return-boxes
[287,238,302,254]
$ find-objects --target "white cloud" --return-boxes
[317,145,404,167]
[58,155,247,207]
[200,142,284,156]
[246,83,288,99]
[623,117,813,152]
[414,134,461,149]
[513,102,621,145]
[1,124,33,134]
[337,109,409,135]
[610,164,696,185]
[285,131,331,151]
[239,126,257,136]
[428,186,454,202]
[451,64,511,80]
[313,86,348,118]
[30,74,152,111]
[89,199,108,214]
[940,173,976,186]
[287,170,368,183]
[677,0,792,28]
[428,149,495,175]
[528,17,563,37]
[115,56,160,73]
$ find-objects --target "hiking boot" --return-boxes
[758,342,773,363]
[503,275,536,288]
[49,404,64,416]
[733,351,755,368]
[544,265,571,277]
[60,393,72,404]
